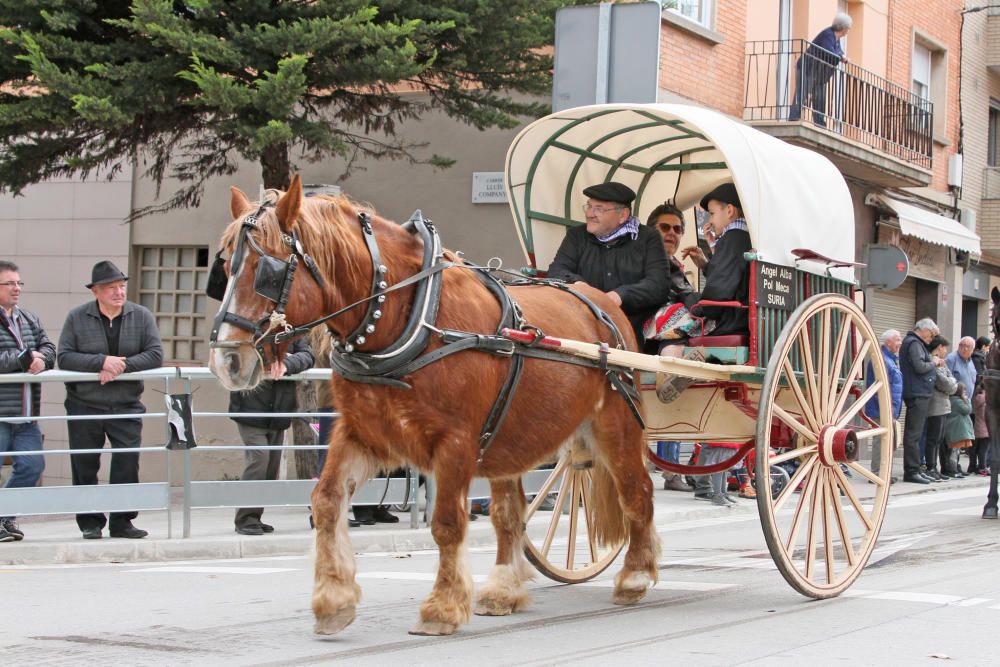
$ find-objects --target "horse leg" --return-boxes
[312,435,375,635]
[410,449,475,636]
[591,411,660,605]
[475,478,533,616]
[984,438,999,519]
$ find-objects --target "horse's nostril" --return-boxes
[226,352,241,376]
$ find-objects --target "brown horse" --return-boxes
[983,287,1000,519]
[208,175,659,636]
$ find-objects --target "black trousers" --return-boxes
[923,415,945,472]
[902,396,931,477]
[66,400,144,531]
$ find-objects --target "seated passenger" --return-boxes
[547,181,671,344]
[655,183,752,402]
[646,202,695,303]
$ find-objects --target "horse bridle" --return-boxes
[208,198,330,363]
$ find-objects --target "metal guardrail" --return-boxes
[1,368,748,542]
[0,368,562,537]
[744,39,933,169]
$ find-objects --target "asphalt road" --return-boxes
[7,484,999,666]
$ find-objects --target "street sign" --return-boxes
[552,2,661,112]
[865,244,909,290]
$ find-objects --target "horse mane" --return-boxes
[220,192,394,288]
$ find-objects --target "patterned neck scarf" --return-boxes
[708,217,749,249]
[596,215,640,244]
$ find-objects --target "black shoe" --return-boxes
[235,524,264,536]
[372,507,399,524]
[903,474,930,484]
[81,527,103,540]
[348,518,361,528]
[110,524,148,539]
[1,519,23,541]
[260,523,274,533]
[0,527,15,543]
[352,509,376,526]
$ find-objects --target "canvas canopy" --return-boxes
[505,103,856,282]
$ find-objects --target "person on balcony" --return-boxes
[788,12,852,127]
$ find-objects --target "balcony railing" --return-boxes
[745,39,933,169]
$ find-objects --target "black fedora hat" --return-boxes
[699,182,741,212]
[86,260,129,289]
[582,181,636,206]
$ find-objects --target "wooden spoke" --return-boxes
[828,338,873,423]
[844,460,882,486]
[566,471,581,570]
[828,471,857,567]
[853,426,889,441]
[819,309,832,418]
[523,452,625,584]
[773,454,819,514]
[769,444,818,467]
[756,294,893,599]
[831,464,874,532]
[833,378,881,429]
[782,358,820,433]
[773,404,819,444]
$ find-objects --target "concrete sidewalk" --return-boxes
[1,469,990,566]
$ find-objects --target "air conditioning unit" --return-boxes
[948,153,963,189]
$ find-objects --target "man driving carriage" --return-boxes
[546,181,671,346]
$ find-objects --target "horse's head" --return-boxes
[208,174,329,390]
[993,286,1000,340]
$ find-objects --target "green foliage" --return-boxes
[0,0,582,217]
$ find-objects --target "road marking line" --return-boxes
[125,566,296,574]
[843,589,992,606]
[580,579,736,591]
[357,571,488,583]
[932,505,986,516]
[888,487,987,507]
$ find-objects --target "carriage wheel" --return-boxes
[522,444,626,583]
[755,293,894,598]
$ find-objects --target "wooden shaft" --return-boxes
[500,328,757,381]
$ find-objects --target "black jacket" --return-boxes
[58,301,163,410]
[229,337,315,430]
[0,307,56,417]
[547,224,671,339]
[971,349,987,393]
[683,229,752,337]
[900,331,935,399]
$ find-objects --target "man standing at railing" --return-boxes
[58,261,163,540]
[229,337,314,536]
[0,260,56,543]
[788,12,852,127]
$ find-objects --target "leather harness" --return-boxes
[210,204,644,465]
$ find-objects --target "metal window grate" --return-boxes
[137,247,210,363]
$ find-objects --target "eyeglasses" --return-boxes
[582,203,623,215]
[657,223,684,233]
[0,281,24,288]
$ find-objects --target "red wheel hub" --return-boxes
[817,425,859,465]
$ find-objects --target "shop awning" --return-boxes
[867,192,980,255]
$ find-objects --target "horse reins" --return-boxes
[215,201,645,464]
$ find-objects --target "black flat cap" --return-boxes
[86,260,129,288]
[583,181,636,206]
[699,182,741,211]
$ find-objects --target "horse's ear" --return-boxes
[993,286,1000,303]
[230,187,253,220]
[275,174,303,233]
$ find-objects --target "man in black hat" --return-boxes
[547,181,671,342]
[58,260,163,540]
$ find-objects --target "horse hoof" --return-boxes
[409,620,458,636]
[314,605,356,635]
[612,571,651,605]
[983,507,998,520]
[474,598,514,616]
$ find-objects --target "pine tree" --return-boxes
[0,0,573,216]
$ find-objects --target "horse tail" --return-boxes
[589,458,629,547]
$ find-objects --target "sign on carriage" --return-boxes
[755,261,797,311]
